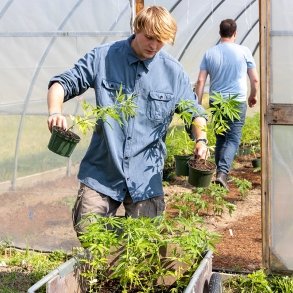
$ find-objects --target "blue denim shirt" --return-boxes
[49,35,206,203]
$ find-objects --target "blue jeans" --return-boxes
[213,102,247,174]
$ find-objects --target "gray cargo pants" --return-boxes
[72,183,165,235]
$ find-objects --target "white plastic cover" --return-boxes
[0,0,260,252]
[0,0,259,115]
[270,0,293,270]
[0,0,132,115]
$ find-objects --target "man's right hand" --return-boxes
[248,95,257,108]
[47,113,67,132]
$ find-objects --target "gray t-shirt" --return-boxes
[200,42,256,102]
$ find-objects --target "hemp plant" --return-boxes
[168,191,209,217]
[204,184,236,216]
[48,84,137,157]
[208,92,241,135]
[70,85,137,135]
[230,176,252,199]
[195,91,241,165]
[166,99,213,169]
[166,99,201,156]
[77,214,219,293]
[168,186,236,218]
[166,93,242,157]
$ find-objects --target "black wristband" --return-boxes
[196,138,208,144]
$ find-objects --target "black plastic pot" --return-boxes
[252,157,261,168]
[174,154,192,176]
[188,159,216,188]
[48,126,80,157]
[163,167,174,181]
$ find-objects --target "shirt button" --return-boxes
[126,178,130,181]
[137,74,141,78]
[124,157,129,160]
[127,137,132,140]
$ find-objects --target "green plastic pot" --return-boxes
[48,126,80,157]
[174,154,192,176]
[188,159,216,188]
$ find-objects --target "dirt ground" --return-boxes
[162,154,262,273]
[0,153,262,273]
[211,156,262,273]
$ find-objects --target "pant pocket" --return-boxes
[72,185,86,233]
[150,195,165,217]
[152,196,165,216]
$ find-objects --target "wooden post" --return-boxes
[136,0,144,15]
[259,0,270,273]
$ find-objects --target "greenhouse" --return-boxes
[0,0,293,291]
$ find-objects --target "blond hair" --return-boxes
[133,6,177,45]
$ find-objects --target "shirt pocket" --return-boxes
[147,91,173,121]
[101,79,126,99]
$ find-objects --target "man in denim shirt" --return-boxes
[47,6,208,235]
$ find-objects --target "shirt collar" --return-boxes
[126,35,157,70]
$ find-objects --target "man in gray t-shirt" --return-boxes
[195,19,259,190]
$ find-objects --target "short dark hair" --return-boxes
[219,19,237,38]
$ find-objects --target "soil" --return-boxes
[0,152,262,285]
[53,125,81,142]
[188,158,216,171]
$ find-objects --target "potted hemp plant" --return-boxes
[168,99,202,177]
[237,112,260,157]
[48,85,137,157]
[167,124,194,177]
[251,142,261,168]
[188,92,241,188]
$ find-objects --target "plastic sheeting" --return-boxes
[0,0,259,115]
[0,0,259,252]
[145,0,259,82]
[271,126,293,270]
[268,0,293,271]
[0,0,132,115]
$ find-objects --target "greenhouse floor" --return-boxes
[163,154,262,272]
[0,154,262,272]
[0,174,80,252]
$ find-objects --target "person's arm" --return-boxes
[247,68,259,108]
[192,116,209,160]
[195,70,208,104]
[47,82,67,131]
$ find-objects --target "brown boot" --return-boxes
[214,171,229,190]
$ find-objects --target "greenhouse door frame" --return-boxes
[260,0,293,273]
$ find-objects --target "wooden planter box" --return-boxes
[27,251,220,293]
